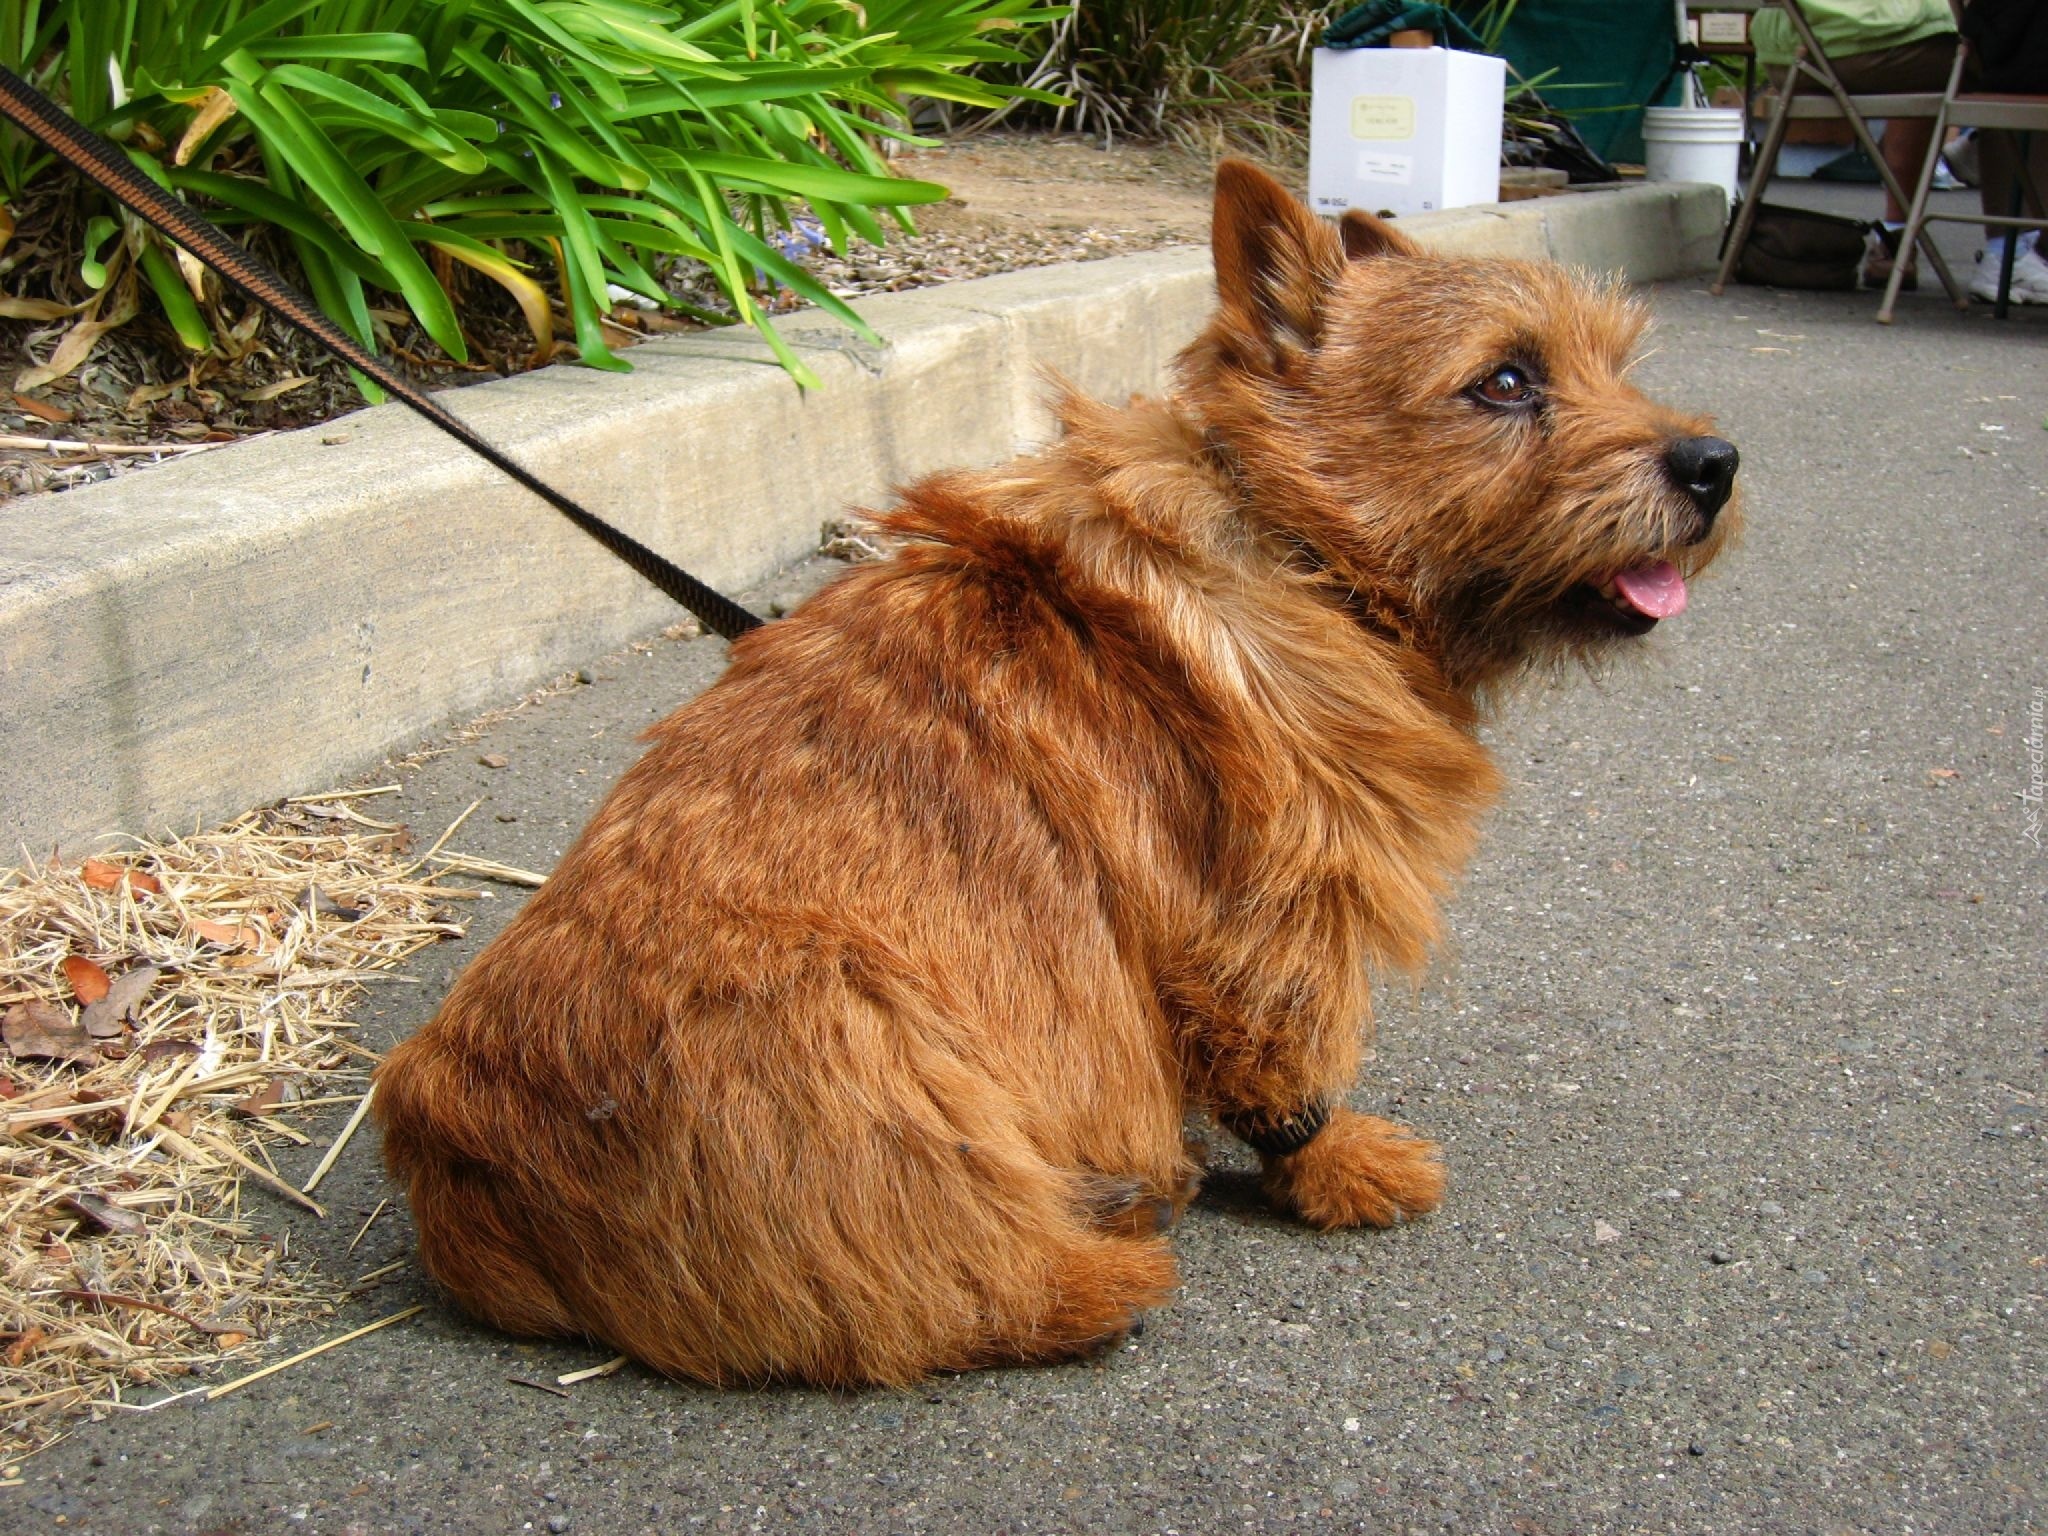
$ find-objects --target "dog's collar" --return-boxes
[1200,429,1420,652]
[1220,1099,1331,1158]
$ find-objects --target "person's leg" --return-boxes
[1878,120,1937,222]
[1977,131,2047,229]
[1825,37,1958,278]
[1970,130,2048,303]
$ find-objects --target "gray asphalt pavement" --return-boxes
[12,198,2047,1535]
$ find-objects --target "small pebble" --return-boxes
[478,753,508,769]
[1709,1248,1735,1265]
[576,668,596,684]
[547,1518,570,1534]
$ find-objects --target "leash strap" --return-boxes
[0,64,763,641]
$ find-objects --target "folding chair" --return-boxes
[1878,0,2048,322]
[1711,0,1965,305]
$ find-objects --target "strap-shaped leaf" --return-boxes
[227,74,467,360]
[193,0,327,76]
[244,34,432,69]
[670,149,946,206]
[170,165,400,286]
[263,64,488,174]
[137,240,212,351]
[454,44,648,192]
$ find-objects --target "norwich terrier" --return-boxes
[376,160,1739,1385]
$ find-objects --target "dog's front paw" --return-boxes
[1259,1108,1444,1229]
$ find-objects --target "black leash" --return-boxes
[0,65,764,641]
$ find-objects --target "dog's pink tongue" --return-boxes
[1612,560,1688,619]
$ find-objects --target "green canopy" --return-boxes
[1482,0,1682,164]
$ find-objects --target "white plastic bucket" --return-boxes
[1641,106,1743,206]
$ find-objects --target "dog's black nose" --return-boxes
[1665,435,1739,521]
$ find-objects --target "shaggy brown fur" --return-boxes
[376,161,1740,1386]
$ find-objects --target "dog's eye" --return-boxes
[1472,365,1540,408]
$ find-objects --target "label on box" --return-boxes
[1355,151,1414,185]
[1349,96,1416,140]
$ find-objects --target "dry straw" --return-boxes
[0,793,475,1461]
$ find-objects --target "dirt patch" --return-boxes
[0,133,1253,498]
[898,135,1226,245]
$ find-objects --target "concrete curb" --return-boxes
[2,182,1725,853]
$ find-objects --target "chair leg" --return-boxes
[1829,94,1965,307]
[1996,203,2018,319]
[1880,105,1952,322]
[1713,84,1799,296]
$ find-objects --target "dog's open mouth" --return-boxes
[1576,560,1688,635]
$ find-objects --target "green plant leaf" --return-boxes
[170,166,400,286]
[263,63,489,174]
[194,0,328,75]
[19,0,1069,389]
[667,150,945,207]
[246,33,432,68]
[530,146,629,370]
[230,74,468,360]
[137,240,212,352]
[454,43,648,191]
[80,215,119,290]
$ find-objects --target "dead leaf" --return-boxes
[126,379,183,410]
[0,295,77,321]
[187,916,265,949]
[61,955,110,1005]
[5,1327,46,1367]
[79,858,162,896]
[231,1079,287,1118]
[139,1038,201,1064]
[0,200,12,254]
[2,1000,97,1066]
[1926,767,1960,784]
[236,374,314,403]
[15,274,140,392]
[11,390,73,423]
[299,884,366,921]
[61,1192,149,1237]
[175,245,210,305]
[81,963,160,1039]
[214,1330,251,1350]
[174,85,239,165]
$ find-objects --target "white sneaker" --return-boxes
[1969,238,2048,304]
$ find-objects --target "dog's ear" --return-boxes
[1212,159,1351,353]
[1339,208,1423,262]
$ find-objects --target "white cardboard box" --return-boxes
[1308,46,1506,218]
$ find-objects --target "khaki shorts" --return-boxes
[1769,34,1973,94]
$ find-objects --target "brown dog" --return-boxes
[376,160,1739,1386]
